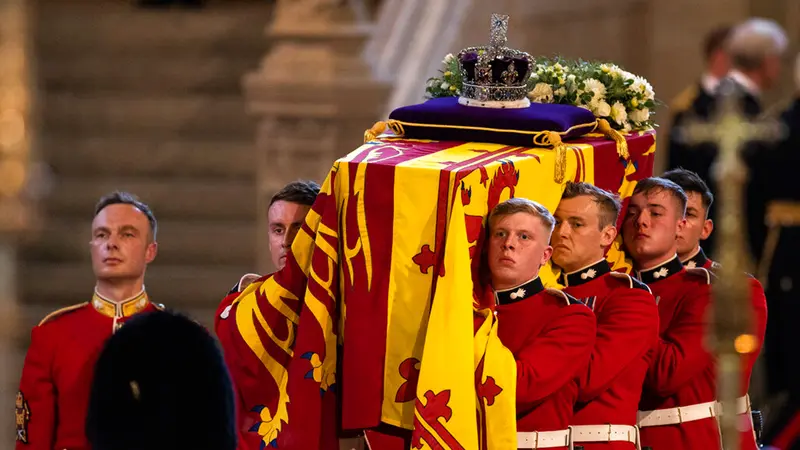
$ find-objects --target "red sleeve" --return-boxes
[16,326,56,450]
[578,289,659,402]
[214,291,241,337]
[744,278,768,386]
[646,282,713,396]
[515,305,596,410]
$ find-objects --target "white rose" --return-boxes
[528,82,554,103]
[440,82,450,90]
[582,78,607,101]
[629,107,650,124]
[443,53,455,65]
[610,101,628,126]
[593,101,612,117]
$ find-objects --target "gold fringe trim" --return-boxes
[597,119,629,159]
[532,131,567,183]
[364,121,388,143]
[363,120,407,143]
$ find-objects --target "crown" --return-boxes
[457,14,533,108]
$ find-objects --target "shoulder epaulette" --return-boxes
[38,302,88,326]
[608,271,652,294]
[670,84,700,115]
[686,267,713,285]
[545,288,584,307]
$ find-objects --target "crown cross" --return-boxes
[490,14,509,48]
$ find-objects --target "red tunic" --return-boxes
[636,256,719,450]
[683,247,767,450]
[485,277,595,449]
[15,291,159,450]
[561,260,659,450]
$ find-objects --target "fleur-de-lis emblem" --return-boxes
[220,304,233,320]
[653,267,669,279]
[501,61,518,85]
[580,268,597,280]
[509,288,526,300]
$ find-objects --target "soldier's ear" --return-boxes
[701,219,714,240]
[145,241,158,264]
[600,225,617,248]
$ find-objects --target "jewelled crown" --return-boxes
[458,14,533,106]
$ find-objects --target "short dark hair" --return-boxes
[94,191,158,240]
[561,182,621,229]
[661,168,714,214]
[269,180,320,208]
[704,25,733,61]
[632,177,688,217]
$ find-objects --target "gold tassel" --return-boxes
[545,131,567,184]
[596,119,629,159]
[363,121,388,144]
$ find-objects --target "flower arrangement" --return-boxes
[425,55,658,131]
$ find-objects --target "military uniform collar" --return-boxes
[682,247,708,269]
[636,255,684,285]
[494,277,544,306]
[559,259,611,287]
[92,287,150,319]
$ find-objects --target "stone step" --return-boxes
[41,93,253,138]
[35,1,270,57]
[41,135,255,179]
[20,218,256,265]
[45,177,256,220]
[19,262,251,311]
[39,54,258,95]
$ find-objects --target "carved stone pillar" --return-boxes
[244,0,391,273]
[0,0,38,444]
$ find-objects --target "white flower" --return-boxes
[443,53,455,65]
[567,74,576,82]
[622,120,632,132]
[440,82,450,90]
[630,75,655,100]
[583,78,607,101]
[610,101,628,126]
[629,107,650,124]
[529,82,554,103]
[554,87,567,98]
[593,100,612,117]
[619,69,636,81]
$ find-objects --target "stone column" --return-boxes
[0,0,38,444]
[243,0,391,273]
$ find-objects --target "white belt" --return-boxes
[571,424,638,443]
[517,429,571,449]
[638,395,750,428]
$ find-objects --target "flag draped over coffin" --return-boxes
[225,132,656,449]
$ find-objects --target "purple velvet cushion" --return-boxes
[388,97,597,146]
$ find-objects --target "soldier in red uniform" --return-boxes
[15,191,163,450]
[550,182,659,450]
[621,177,720,450]
[662,168,767,449]
[478,197,596,450]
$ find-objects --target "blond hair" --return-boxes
[489,198,555,235]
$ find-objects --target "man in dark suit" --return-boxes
[667,18,788,260]
[760,53,800,450]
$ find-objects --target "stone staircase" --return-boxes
[18,0,272,331]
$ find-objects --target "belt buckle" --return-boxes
[607,424,612,442]
[676,406,683,424]
[534,430,539,449]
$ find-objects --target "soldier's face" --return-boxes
[488,212,553,290]
[552,196,617,273]
[622,189,685,268]
[90,204,157,283]
[676,192,714,258]
[268,200,311,270]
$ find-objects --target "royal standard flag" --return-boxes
[411,187,478,450]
